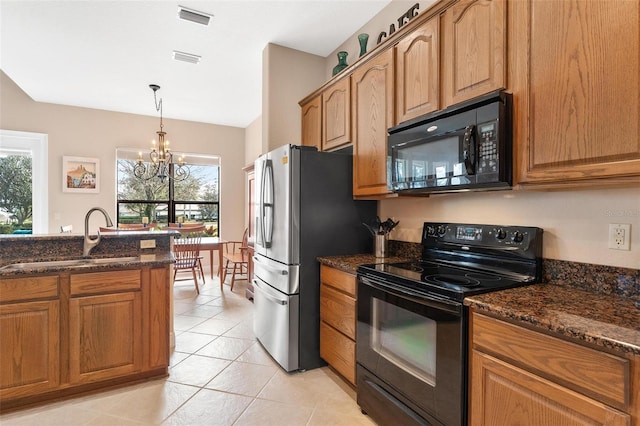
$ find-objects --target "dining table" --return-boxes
[199,236,225,278]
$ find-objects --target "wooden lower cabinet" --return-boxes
[0,299,60,399]
[0,266,170,410]
[319,265,357,385]
[0,276,60,400]
[469,310,638,426]
[320,321,355,385]
[69,292,142,384]
[471,351,629,426]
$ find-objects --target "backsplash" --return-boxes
[388,240,640,299]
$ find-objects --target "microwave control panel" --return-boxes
[477,121,498,174]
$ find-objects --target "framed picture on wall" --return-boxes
[62,156,100,193]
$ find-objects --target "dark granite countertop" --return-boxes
[0,253,174,278]
[465,284,640,355]
[317,254,409,275]
[0,232,175,277]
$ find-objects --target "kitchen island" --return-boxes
[0,232,175,412]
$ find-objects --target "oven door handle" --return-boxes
[360,276,462,315]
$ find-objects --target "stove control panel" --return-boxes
[423,222,543,256]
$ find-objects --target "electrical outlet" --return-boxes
[140,239,156,249]
[608,224,631,250]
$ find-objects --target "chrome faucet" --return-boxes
[84,207,114,257]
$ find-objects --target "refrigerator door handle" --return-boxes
[260,159,274,248]
[253,279,288,305]
[253,256,288,275]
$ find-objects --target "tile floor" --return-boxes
[0,276,375,425]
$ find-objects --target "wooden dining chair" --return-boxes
[221,228,249,291]
[173,225,206,293]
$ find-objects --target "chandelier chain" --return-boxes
[134,84,189,183]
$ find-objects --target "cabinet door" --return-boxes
[510,0,640,185]
[352,48,394,197]
[301,94,321,150]
[396,16,440,124]
[320,321,355,386]
[147,267,169,369]
[320,284,356,340]
[0,300,60,399]
[322,77,351,151]
[69,292,142,384]
[442,0,506,107]
[469,351,630,426]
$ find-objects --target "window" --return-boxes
[116,148,219,235]
[0,130,48,234]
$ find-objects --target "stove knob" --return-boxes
[512,231,524,243]
[437,225,447,236]
[426,225,435,236]
[495,228,507,240]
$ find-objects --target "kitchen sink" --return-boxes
[0,256,140,271]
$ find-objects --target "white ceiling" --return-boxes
[1,0,391,128]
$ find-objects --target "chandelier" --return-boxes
[134,84,190,182]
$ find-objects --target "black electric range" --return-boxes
[358,221,544,303]
[356,222,543,426]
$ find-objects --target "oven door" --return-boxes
[357,274,465,426]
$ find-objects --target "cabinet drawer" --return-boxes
[70,270,141,296]
[320,284,356,339]
[320,321,355,385]
[472,312,630,410]
[0,276,59,303]
[320,265,356,297]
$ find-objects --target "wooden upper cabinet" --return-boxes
[510,0,640,186]
[352,48,394,197]
[322,77,351,151]
[442,0,506,107]
[300,94,321,150]
[395,16,440,124]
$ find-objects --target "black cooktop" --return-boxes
[358,222,543,302]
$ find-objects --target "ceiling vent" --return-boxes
[178,6,212,26]
[173,50,201,64]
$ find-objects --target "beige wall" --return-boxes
[262,43,325,153]
[244,115,262,167]
[380,189,640,269]
[0,71,246,240]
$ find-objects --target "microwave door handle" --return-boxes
[463,125,476,175]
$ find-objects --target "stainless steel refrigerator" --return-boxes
[253,144,376,372]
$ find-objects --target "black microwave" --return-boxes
[388,90,512,194]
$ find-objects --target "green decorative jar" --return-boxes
[358,33,369,57]
[332,51,348,76]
